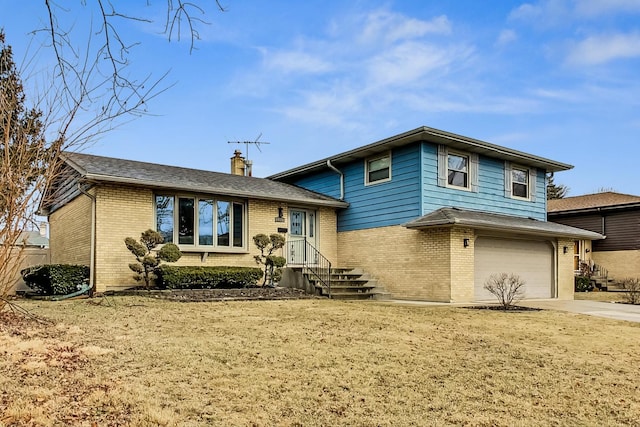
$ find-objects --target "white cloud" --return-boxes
[509,0,640,24]
[566,32,640,65]
[496,29,518,47]
[575,0,640,16]
[358,11,451,45]
[261,49,334,74]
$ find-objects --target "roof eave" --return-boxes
[269,126,573,180]
[404,220,605,240]
[84,174,349,209]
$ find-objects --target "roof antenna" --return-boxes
[227,133,270,176]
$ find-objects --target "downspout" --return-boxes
[326,159,344,200]
[78,183,96,295]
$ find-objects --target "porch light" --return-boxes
[463,238,470,248]
[563,246,568,254]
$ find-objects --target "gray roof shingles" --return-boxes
[548,192,640,213]
[63,152,348,208]
[404,207,604,239]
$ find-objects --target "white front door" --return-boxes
[288,209,317,265]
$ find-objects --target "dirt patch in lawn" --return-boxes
[466,305,543,312]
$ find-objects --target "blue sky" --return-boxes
[2,1,639,197]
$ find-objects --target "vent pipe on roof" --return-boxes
[327,159,344,200]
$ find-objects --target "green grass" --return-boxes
[2,297,640,426]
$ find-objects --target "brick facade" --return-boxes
[592,250,640,281]
[337,225,453,301]
[50,184,338,292]
[49,190,93,266]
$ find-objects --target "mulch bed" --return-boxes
[106,287,318,302]
[466,305,542,312]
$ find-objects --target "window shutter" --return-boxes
[470,153,479,192]
[437,145,447,187]
[504,161,511,198]
[529,169,537,202]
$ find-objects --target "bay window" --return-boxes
[155,194,246,250]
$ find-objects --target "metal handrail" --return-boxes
[577,259,609,280]
[285,238,331,297]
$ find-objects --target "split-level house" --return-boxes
[40,126,602,302]
[548,192,640,281]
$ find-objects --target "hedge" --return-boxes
[21,264,90,295]
[156,265,263,289]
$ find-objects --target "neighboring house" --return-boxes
[269,126,602,301]
[41,126,602,302]
[548,192,640,280]
[39,152,347,293]
[2,227,50,294]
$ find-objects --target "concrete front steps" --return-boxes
[304,267,390,300]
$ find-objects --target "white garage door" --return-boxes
[474,237,554,301]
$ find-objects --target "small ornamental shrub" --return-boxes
[483,273,525,310]
[253,233,286,286]
[156,265,263,289]
[620,278,640,305]
[574,276,594,292]
[21,264,90,295]
[125,229,182,287]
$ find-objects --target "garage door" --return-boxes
[474,237,554,301]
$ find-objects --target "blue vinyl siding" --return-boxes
[337,144,422,231]
[287,141,547,232]
[292,170,342,200]
[421,143,547,220]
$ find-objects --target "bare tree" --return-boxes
[1,2,225,310]
[483,273,525,310]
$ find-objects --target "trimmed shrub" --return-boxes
[574,276,594,292]
[21,264,90,295]
[156,265,263,289]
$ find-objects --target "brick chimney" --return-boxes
[231,150,246,176]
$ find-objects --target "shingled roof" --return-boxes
[62,152,348,208]
[548,192,640,213]
[404,207,604,239]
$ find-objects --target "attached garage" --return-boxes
[474,237,554,300]
[404,207,605,302]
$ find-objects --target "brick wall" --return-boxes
[49,191,93,266]
[89,186,338,292]
[557,238,575,299]
[449,227,475,302]
[337,225,453,301]
[592,250,640,281]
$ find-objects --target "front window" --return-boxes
[365,153,391,185]
[155,194,246,250]
[448,153,468,188]
[512,167,529,198]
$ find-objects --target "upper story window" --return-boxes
[511,166,529,199]
[447,153,469,188]
[365,153,391,185]
[438,145,478,192]
[504,162,536,201]
[155,194,246,251]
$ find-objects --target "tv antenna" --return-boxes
[227,133,270,176]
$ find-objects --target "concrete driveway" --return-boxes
[519,299,640,323]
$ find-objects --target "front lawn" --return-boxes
[1,297,639,426]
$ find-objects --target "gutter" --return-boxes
[326,159,344,200]
[78,183,96,294]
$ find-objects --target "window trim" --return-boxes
[364,152,392,186]
[510,165,530,200]
[504,161,537,202]
[155,193,248,253]
[446,150,471,191]
[438,145,478,192]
